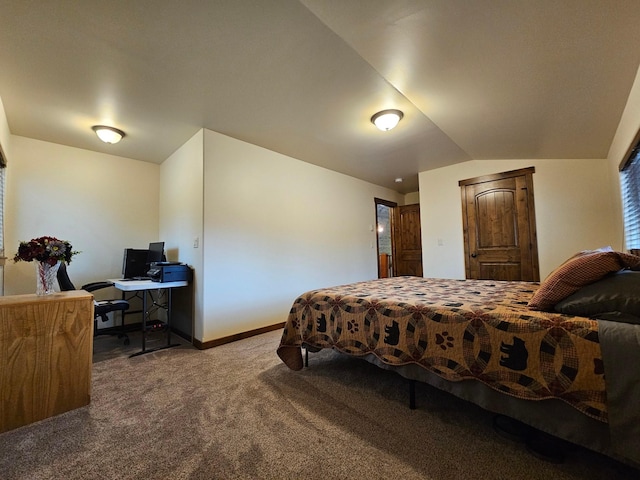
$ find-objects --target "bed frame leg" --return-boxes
[304,347,309,368]
[409,380,416,410]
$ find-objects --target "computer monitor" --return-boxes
[122,248,149,279]
[147,241,165,264]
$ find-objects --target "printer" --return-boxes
[147,262,191,283]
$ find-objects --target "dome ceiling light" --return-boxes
[371,109,403,131]
[92,125,125,144]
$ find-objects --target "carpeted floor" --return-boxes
[91,326,194,363]
[1,329,638,480]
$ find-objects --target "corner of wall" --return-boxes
[404,191,420,205]
[0,96,12,162]
[159,128,205,342]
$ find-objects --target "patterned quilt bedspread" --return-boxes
[277,277,607,422]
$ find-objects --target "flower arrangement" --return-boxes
[14,236,78,266]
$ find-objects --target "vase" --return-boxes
[35,261,61,296]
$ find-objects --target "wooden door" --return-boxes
[393,204,423,277]
[460,167,539,281]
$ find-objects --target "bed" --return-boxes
[277,249,640,467]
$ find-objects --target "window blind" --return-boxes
[621,144,640,249]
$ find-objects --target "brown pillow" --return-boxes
[528,250,640,311]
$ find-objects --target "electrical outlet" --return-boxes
[193,236,199,248]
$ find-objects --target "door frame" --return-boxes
[374,198,397,278]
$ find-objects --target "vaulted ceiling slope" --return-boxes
[1,1,639,193]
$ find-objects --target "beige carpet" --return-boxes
[1,330,638,480]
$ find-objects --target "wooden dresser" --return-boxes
[0,290,94,433]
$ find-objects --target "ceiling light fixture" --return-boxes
[92,125,125,144]
[371,109,403,131]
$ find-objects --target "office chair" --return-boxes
[57,262,131,345]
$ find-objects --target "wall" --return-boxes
[5,136,160,295]
[159,129,204,339]
[201,129,403,341]
[3,126,404,344]
[404,191,419,205]
[419,158,619,280]
[0,97,10,163]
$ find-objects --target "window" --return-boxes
[621,141,640,250]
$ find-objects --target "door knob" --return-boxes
[471,252,477,258]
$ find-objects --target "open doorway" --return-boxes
[375,198,424,278]
[375,198,397,278]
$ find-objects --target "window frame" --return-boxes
[620,134,640,251]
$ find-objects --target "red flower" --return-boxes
[13,236,79,265]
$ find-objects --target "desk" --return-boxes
[109,279,188,357]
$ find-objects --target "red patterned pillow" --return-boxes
[528,251,640,311]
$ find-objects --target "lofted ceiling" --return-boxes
[1,1,640,194]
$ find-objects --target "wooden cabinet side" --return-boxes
[0,292,94,433]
